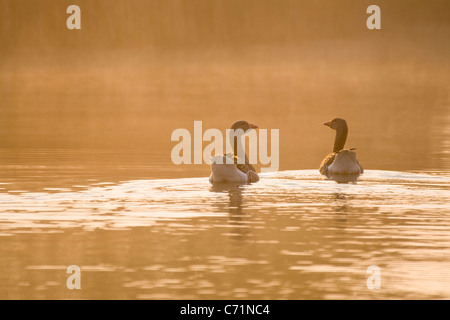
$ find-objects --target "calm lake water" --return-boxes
[0,153,450,299]
[1,0,450,300]
[1,67,450,299]
[1,66,449,299]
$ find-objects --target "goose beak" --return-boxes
[323,121,332,127]
[249,123,258,129]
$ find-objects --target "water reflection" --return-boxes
[326,173,361,184]
[1,169,449,299]
[210,183,244,215]
[210,183,247,241]
[0,0,449,301]
[331,193,349,225]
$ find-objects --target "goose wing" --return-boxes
[357,160,364,174]
[319,152,336,175]
[234,156,260,183]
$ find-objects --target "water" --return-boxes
[0,165,449,299]
[1,0,450,300]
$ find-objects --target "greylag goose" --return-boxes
[319,118,363,176]
[209,121,260,183]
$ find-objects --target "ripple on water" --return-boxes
[0,170,448,233]
[1,170,450,299]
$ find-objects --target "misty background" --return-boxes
[0,0,449,180]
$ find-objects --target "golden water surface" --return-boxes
[0,0,449,299]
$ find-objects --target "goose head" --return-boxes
[323,118,348,152]
[231,120,258,132]
[323,118,347,131]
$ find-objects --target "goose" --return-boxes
[319,118,363,176]
[209,121,260,184]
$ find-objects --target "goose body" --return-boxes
[319,118,363,176]
[209,121,260,184]
[209,155,251,183]
[320,149,363,175]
